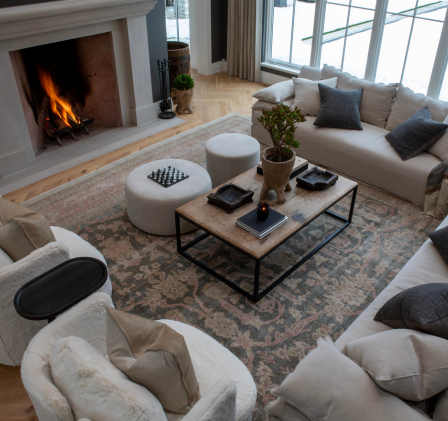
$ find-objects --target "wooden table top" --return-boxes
[177,164,358,260]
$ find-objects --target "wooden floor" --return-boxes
[0,71,265,420]
[4,70,265,204]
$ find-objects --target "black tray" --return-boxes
[207,183,254,214]
[296,166,338,190]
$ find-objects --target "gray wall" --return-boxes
[146,0,169,102]
[0,0,60,7]
[211,0,228,63]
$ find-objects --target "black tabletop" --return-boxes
[14,257,108,322]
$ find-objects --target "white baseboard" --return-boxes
[261,70,291,85]
[210,59,227,74]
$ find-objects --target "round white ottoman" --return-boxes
[205,134,260,187]
[125,159,212,235]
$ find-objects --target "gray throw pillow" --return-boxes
[430,225,448,265]
[314,84,363,130]
[385,107,448,161]
[374,283,448,340]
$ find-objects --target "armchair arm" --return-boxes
[182,377,237,421]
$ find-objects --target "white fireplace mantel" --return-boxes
[0,0,159,179]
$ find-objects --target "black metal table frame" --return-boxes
[176,186,357,303]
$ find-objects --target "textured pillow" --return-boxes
[374,283,448,340]
[428,115,448,162]
[314,84,363,130]
[291,77,338,116]
[50,336,167,421]
[385,107,448,161]
[106,307,200,414]
[321,64,398,129]
[271,337,429,421]
[298,65,322,81]
[430,225,448,265]
[386,85,448,131]
[252,79,294,104]
[0,197,55,261]
[346,329,448,401]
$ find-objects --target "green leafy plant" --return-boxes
[258,103,306,162]
[174,74,194,91]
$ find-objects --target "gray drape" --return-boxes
[226,0,263,83]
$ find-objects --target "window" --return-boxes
[166,0,190,45]
[263,0,448,100]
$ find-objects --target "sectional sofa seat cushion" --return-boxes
[51,336,167,421]
[0,198,55,261]
[385,107,448,160]
[314,84,363,130]
[335,217,448,352]
[321,64,398,129]
[374,283,448,340]
[291,77,338,115]
[252,79,294,104]
[429,116,448,162]
[346,329,448,401]
[106,307,200,414]
[266,398,311,421]
[271,336,430,421]
[430,225,448,264]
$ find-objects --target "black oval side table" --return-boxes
[14,257,108,323]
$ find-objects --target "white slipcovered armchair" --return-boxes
[0,226,112,366]
[21,293,257,421]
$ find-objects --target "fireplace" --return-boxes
[10,33,122,154]
[0,0,176,183]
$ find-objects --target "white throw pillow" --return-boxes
[346,329,448,401]
[251,98,294,111]
[50,336,167,421]
[298,65,322,81]
[272,336,430,421]
[252,79,294,104]
[291,77,338,116]
[428,115,448,162]
[434,388,448,421]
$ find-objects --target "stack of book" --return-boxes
[236,208,288,239]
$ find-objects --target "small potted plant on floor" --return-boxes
[258,103,306,204]
[173,74,194,115]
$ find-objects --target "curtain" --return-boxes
[227,0,263,83]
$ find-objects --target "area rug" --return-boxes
[25,113,440,420]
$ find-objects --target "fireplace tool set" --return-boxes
[158,59,176,119]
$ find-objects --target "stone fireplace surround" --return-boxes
[0,0,181,189]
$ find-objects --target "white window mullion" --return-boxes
[427,7,448,99]
[289,0,297,63]
[340,0,352,71]
[310,0,327,69]
[364,0,388,81]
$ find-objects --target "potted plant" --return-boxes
[258,103,306,204]
[173,74,194,115]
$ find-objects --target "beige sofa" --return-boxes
[266,214,448,420]
[251,65,448,207]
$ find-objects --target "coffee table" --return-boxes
[175,165,358,302]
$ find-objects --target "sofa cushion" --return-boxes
[386,85,448,131]
[428,115,448,162]
[51,336,167,421]
[292,77,338,116]
[434,388,448,421]
[0,248,13,268]
[314,84,363,130]
[374,283,448,340]
[0,198,55,261]
[251,98,294,110]
[252,80,294,104]
[385,107,448,160]
[321,64,398,129]
[266,398,311,421]
[346,329,448,401]
[334,216,448,352]
[429,225,448,265]
[106,308,200,414]
[298,65,322,81]
[271,336,430,421]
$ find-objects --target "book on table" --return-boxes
[236,208,288,239]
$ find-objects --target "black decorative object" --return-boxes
[207,184,254,214]
[157,59,176,119]
[148,165,189,188]
[296,166,338,190]
[14,257,108,323]
[257,202,270,221]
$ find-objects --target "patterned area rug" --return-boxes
[25,113,440,420]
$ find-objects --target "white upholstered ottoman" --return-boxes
[125,159,212,235]
[205,134,260,187]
